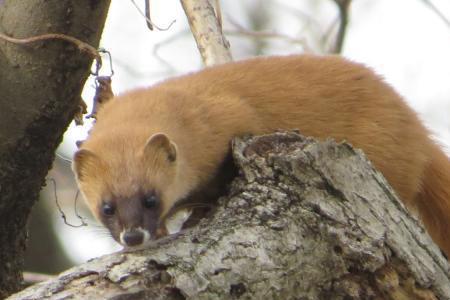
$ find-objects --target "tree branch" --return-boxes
[331,0,351,54]
[8,132,450,299]
[180,0,232,65]
[0,32,101,68]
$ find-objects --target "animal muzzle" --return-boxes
[120,228,150,247]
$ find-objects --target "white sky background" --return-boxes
[53,0,450,263]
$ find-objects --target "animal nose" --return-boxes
[122,230,144,246]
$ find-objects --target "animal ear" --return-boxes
[72,149,99,181]
[144,133,177,163]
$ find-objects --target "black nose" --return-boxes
[122,230,144,246]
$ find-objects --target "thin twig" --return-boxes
[145,0,154,30]
[421,0,450,28]
[98,48,115,77]
[153,29,191,74]
[226,16,311,52]
[331,0,351,54]
[55,152,73,164]
[0,32,102,73]
[273,0,323,34]
[130,0,176,31]
[49,178,87,228]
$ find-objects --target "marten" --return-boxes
[72,55,450,256]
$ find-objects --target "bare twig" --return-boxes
[55,152,73,164]
[331,0,351,54]
[153,30,191,74]
[145,0,153,30]
[130,0,176,31]
[273,1,323,35]
[49,178,87,228]
[180,0,232,66]
[421,0,450,28]
[226,17,312,52]
[0,32,102,73]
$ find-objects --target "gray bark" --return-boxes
[0,0,110,297]
[180,0,232,65]
[7,132,450,300]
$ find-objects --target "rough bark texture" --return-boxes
[180,0,232,65]
[0,1,110,297]
[7,132,450,300]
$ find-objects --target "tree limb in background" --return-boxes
[226,16,312,53]
[152,30,191,75]
[145,0,153,30]
[180,0,232,65]
[8,132,450,299]
[331,0,351,54]
[274,1,324,36]
[0,32,102,67]
[421,0,450,28]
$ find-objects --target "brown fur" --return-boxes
[73,55,450,254]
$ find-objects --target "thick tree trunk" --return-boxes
[0,1,110,297]
[8,132,450,300]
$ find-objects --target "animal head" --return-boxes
[72,132,191,248]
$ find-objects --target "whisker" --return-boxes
[86,228,110,233]
[173,202,215,211]
[85,228,115,239]
[86,223,105,228]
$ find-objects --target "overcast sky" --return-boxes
[54,0,450,263]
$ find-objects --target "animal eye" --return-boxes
[142,193,159,209]
[102,202,116,216]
